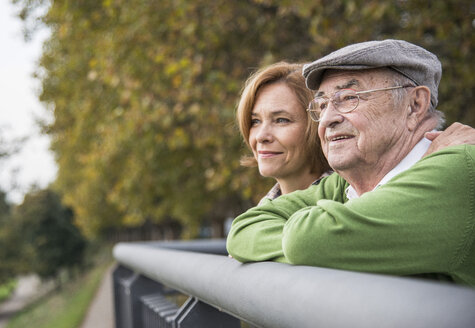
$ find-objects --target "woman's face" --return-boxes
[249,82,312,182]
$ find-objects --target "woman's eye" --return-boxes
[276,118,290,123]
[250,119,260,126]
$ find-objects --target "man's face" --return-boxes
[317,69,410,173]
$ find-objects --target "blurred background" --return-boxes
[0,0,473,327]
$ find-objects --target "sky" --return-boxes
[0,1,57,204]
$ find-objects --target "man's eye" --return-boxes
[342,95,358,101]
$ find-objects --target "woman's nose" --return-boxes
[255,124,274,143]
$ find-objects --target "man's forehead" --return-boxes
[316,69,384,94]
[315,71,361,96]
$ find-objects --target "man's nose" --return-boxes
[318,101,344,128]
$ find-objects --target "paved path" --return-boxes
[80,265,115,328]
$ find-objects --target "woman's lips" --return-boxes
[258,151,283,158]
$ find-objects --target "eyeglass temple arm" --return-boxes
[355,85,412,95]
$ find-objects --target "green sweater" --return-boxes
[227,145,475,286]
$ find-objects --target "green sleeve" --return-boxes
[282,145,475,284]
[226,173,348,263]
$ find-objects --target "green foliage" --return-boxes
[0,279,17,303]
[0,191,21,284]
[0,228,19,284]
[0,190,10,221]
[12,189,87,279]
[12,0,474,237]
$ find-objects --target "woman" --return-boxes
[236,62,331,203]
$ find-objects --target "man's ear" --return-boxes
[407,86,431,131]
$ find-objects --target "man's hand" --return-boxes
[424,122,475,156]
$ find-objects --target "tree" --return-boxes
[12,189,87,280]
[0,190,18,284]
[0,190,9,221]
[12,0,474,237]
[0,130,8,161]
[0,128,15,167]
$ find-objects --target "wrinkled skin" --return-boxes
[424,122,475,156]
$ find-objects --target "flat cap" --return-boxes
[303,39,441,108]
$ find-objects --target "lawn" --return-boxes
[6,249,112,328]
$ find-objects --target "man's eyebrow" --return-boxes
[338,79,359,90]
[315,79,360,97]
[314,91,325,97]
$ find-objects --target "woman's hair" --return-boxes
[236,61,330,175]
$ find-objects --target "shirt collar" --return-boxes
[260,171,333,204]
[346,137,432,199]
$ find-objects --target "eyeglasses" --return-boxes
[307,85,413,122]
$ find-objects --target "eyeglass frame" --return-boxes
[307,85,414,122]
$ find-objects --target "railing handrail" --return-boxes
[113,240,475,328]
[132,239,228,255]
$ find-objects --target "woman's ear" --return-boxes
[407,86,431,131]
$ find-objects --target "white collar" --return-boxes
[346,137,432,199]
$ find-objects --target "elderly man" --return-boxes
[227,40,475,286]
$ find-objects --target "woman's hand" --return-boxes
[424,122,475,156]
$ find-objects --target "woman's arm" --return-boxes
[226,173,348,262]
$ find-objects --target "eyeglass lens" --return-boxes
[308,89,359,121]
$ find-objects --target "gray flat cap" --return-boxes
[303,39,441,108]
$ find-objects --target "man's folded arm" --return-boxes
[282,146,475,284]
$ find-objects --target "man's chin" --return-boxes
[327,156,354,172]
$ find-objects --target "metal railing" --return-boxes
[112,239,475,328]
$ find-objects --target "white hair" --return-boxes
[388,69,445,130]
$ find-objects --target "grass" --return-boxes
[6,247,113,328]
[0,279,17,303]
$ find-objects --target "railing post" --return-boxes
[113,265,134,328]
[174,297,241,328]
[113,265,165,328]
